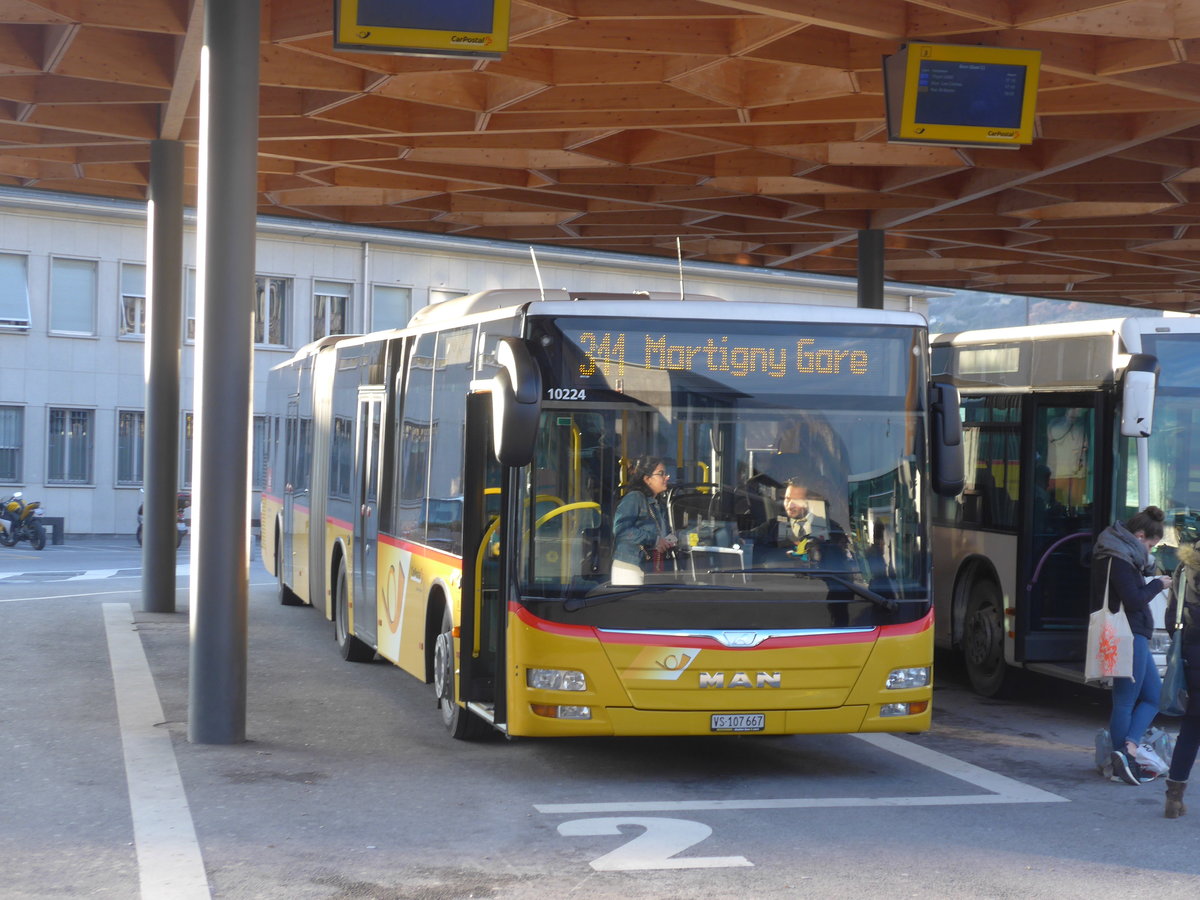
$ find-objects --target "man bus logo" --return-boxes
[699,672,782,688]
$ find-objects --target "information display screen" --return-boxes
[914,60,1026,128]
[534,318,921,402]
[335,0,509,58]
[884,43,1040,147]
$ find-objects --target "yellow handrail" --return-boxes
[472,517,500,658]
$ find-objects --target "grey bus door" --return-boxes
[1019,394,1102,662]
[458,393,506,721]
[281,399,299,588]
[354,391,384,649]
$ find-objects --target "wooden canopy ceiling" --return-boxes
[4,0,1200,310]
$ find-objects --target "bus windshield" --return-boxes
[1120,333,1200,569]
[516,316,930,631]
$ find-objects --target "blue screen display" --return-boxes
[914,60,1026,128]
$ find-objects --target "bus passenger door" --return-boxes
[282,399,299,587]
[1019,395,1101,662]
[354,391,383,648]
[459,393,505,722]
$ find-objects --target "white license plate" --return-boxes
[710,713,765,732]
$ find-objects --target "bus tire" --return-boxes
[276,535,303,606]
[962,579,1017,698]
[434,606,491,741]
[335,559,375,662]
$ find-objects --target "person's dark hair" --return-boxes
[1126,505,1166,541]
[628,456,667,495]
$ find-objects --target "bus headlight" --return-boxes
[531,704,592,720]
[880,701,929,717]
[527,668,587,691]
[886,667,930,689]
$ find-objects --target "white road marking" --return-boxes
[535,731,1067,814]
[2,588,143,603]
[65,568,120,580]
[102,603,210,900]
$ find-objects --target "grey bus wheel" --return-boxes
[963,580,1017,697]
[335,560,375,663]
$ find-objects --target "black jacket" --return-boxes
[1090,554,1160,640]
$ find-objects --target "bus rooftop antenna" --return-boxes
[529,245,545,302]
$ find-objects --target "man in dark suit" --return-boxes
[746,479,846,564]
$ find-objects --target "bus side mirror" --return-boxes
[492,337,543,467]
[1120,353,1158,438]
[930,381,964,497]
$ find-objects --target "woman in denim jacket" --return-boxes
[611,456,675,586]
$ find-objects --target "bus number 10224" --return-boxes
[547,388,587,400]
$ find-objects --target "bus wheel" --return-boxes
[434,607,490,740]
[963,580,1016,697]
[335,560,375,663]
[277,540,303,606]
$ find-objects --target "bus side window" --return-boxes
[396,332,436,544]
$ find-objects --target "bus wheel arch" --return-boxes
[957,566,1017,698]
[333,553,374,663]
[429,593,490,740]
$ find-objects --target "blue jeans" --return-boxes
[1110,634,1161,752]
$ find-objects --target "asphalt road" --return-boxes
[2,539,1199,899]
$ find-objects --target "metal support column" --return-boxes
[188,0,260,744]
[857,228,885,309]
[142,139,184,613]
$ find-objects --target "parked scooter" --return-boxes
[136,490,190,549]
[0,492,47,550]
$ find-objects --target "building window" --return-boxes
[252,415,269,490]
[0,406,23,482]
[254,275,290,347]
[119,263,147,337]
[48,407,94,484]
[50,257,98,335]
[182,413,193,489]
[117,410,145,485]
[184,267,196,342]
[372,284,411,331]
[0,253,30,329]
[313,280,351,340]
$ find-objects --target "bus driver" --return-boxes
[747,480,833,558]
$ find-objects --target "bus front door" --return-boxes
[458,393,505,724]
[1019,395,1101,663]
[353,392,383,649]
[282,399,299,588]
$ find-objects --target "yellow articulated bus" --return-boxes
[262,289,964,739]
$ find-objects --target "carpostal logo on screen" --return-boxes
[577,332,871,379]
[451,34,492,46]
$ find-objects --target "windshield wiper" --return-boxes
[721,568,898,612]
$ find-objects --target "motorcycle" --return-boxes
[0,492,47,550]
[136,490,190,549]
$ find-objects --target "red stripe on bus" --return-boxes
[510,604,928,649]
[378,533,464,567]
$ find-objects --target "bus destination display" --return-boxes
[544,320,917,398]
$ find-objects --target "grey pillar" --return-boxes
[188,0,260,745]
[857,228,885,310]
[142,139,184,613]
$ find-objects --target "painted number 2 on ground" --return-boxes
[557,817,752,870]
